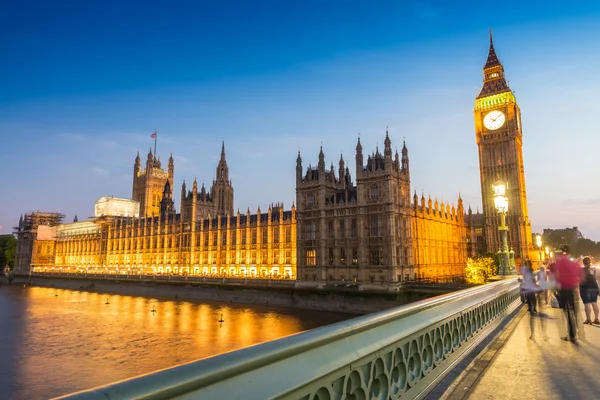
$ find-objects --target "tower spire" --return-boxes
[484,31,501,69]
[477,33,510,99]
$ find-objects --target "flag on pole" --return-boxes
[151,132,157,138]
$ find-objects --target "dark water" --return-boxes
[0,285,352,399]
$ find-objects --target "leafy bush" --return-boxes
[465,256,497,284]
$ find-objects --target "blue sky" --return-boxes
[1,1,600,240]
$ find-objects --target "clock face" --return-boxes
[483,110,505,130]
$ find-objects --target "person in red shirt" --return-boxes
[555,245,583,342]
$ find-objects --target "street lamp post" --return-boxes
[493,179,511,275]
[535,234,543,263]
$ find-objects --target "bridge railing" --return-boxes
[59,278,520,400]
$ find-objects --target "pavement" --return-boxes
[455,300,600,400]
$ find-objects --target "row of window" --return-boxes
[109,226,293,244]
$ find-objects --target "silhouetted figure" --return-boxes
[556,245,583,343]
[580,257,599,325]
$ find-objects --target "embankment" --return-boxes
[9,275,457,314]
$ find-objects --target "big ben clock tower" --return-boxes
[474,34,532,260]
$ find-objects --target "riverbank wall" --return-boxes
[8,275,462,315]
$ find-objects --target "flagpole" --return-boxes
[154,129,157,156]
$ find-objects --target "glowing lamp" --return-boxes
[535,234,542,249]
[493,195,508,213]
[492,180,507,197]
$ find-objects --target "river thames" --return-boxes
[0,285,352,399]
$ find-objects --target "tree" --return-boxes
[0,235,17,269]
[573,238,600,259]
[465,256,497,284]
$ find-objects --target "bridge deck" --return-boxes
[465,302,600,399]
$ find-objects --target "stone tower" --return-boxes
[211,141,234,216]
[159,180,175,216]
[132,149,174,217]
[180,142,235,222]
[474,34,532,259]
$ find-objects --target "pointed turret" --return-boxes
[134,151,141,177]
[339,154,345,187]
[213,141,233,215]
[401,140,409,172]
[318,146,325,172]
[484,32,501,69]
[296,151,303,182]
[477,31,511,98]
[355,136,363,177]
[146,147,154,168]
[168,152,174,183]
[384,127,392,159]
[160,180,175,216]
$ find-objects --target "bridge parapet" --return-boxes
[60,279,520,400]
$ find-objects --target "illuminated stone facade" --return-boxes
[296,132,467,284]
[14,212,64,276]
[28,143,296,280]
[132,149,174,217]
[38,206,296,279]
[95,196,140,218]
[474,35,533,259]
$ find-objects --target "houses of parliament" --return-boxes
[15,36,534,285]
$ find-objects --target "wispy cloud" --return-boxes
[99,140,120,149]
[57,133,86,142]
[92,167,109,177]
[559,198,600,207]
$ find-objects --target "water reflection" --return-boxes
[0,286,351,399]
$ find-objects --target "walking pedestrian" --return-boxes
[555,245,583,343]
[536,263,549,305]
[522,260,538,313]
[579,257,599,325]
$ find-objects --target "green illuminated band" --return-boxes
[475,91,517,111]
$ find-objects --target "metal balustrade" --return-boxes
[30,272,296,287]
[59,278,520,400]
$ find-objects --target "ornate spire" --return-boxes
[221,140,226,161]
[318,145,325,170]
[384,128,392,159]
[484,30,501,69]
[356,136,362,152]
[478,32,510,99]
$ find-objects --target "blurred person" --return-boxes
[536,263,549,305]
[547,261,559,308]
[556,245,583,343]
[579,257,599,325]
[522,260,538,314]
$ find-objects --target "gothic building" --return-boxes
[38,204,296,279]
[23,142,297,280]
[132,149,174,217]
[296,131,467,284]
[474,34,533,259]
[180,142,234,221]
